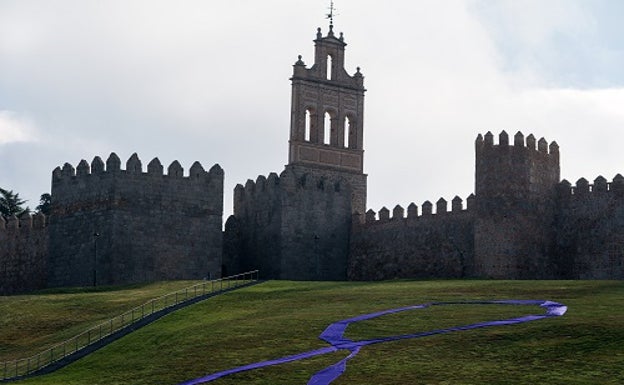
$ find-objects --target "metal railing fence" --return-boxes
[1,270,259,381]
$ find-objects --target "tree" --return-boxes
[0,187,30,217]
[36,193,52,215]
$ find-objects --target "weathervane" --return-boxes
[326,0,338,28]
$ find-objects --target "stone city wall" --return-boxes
[349,196,475,280]
[0,214,48,295]
[554,175,624,279]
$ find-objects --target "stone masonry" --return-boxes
[2,24,624,294]
[0,214,48,295]
[224,25,366,281]
[47,153,223,288]
[350,132,624,280]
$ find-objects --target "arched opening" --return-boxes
[305,109,312,141]
[344,116,351,148]
[326,55,333,80]
[324,112,331,145]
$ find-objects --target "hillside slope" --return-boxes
[11,280,624,385]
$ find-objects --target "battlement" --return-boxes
[558,174,624,199]
[0,213,47,232]
[234,173,281,201]
[235,171,348,201]
[475,130,559,157]
[475,131,560,203]
[52,152,223,184]
[361,194,475,225]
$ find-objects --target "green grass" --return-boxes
[6,280,624,385]
[0,281,202,362]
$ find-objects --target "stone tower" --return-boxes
[288,25,367,214]
[225,24,366,281]
[473,131,560,278]
[48,154,224,287]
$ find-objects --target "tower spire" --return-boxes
[326,0,337,31]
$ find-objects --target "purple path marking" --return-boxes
[178,300,567,385]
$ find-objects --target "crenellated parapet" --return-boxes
[233,173,281,218]
[475,130,559,158]
[361,194,475,225]
[233,170,349,218]
[53,152,222,185]
[234,173,281,201]
[0,213,47,232]
[558,174,624,201]
[51,153,223,213]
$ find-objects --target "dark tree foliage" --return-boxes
[0,187,30,217]
[36,193,52,215]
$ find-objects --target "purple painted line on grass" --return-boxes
[178,300,567,385]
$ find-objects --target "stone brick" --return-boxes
[47,153,223,288]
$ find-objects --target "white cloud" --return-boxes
[0,111,38,145]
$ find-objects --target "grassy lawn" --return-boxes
[0,281,202,362]
[6,280,624,385]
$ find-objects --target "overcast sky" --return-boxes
[2,0,624,219]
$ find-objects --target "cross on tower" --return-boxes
[326,0,337,27]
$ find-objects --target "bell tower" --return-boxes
[288,24,367,213]
[226,19,368,281]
